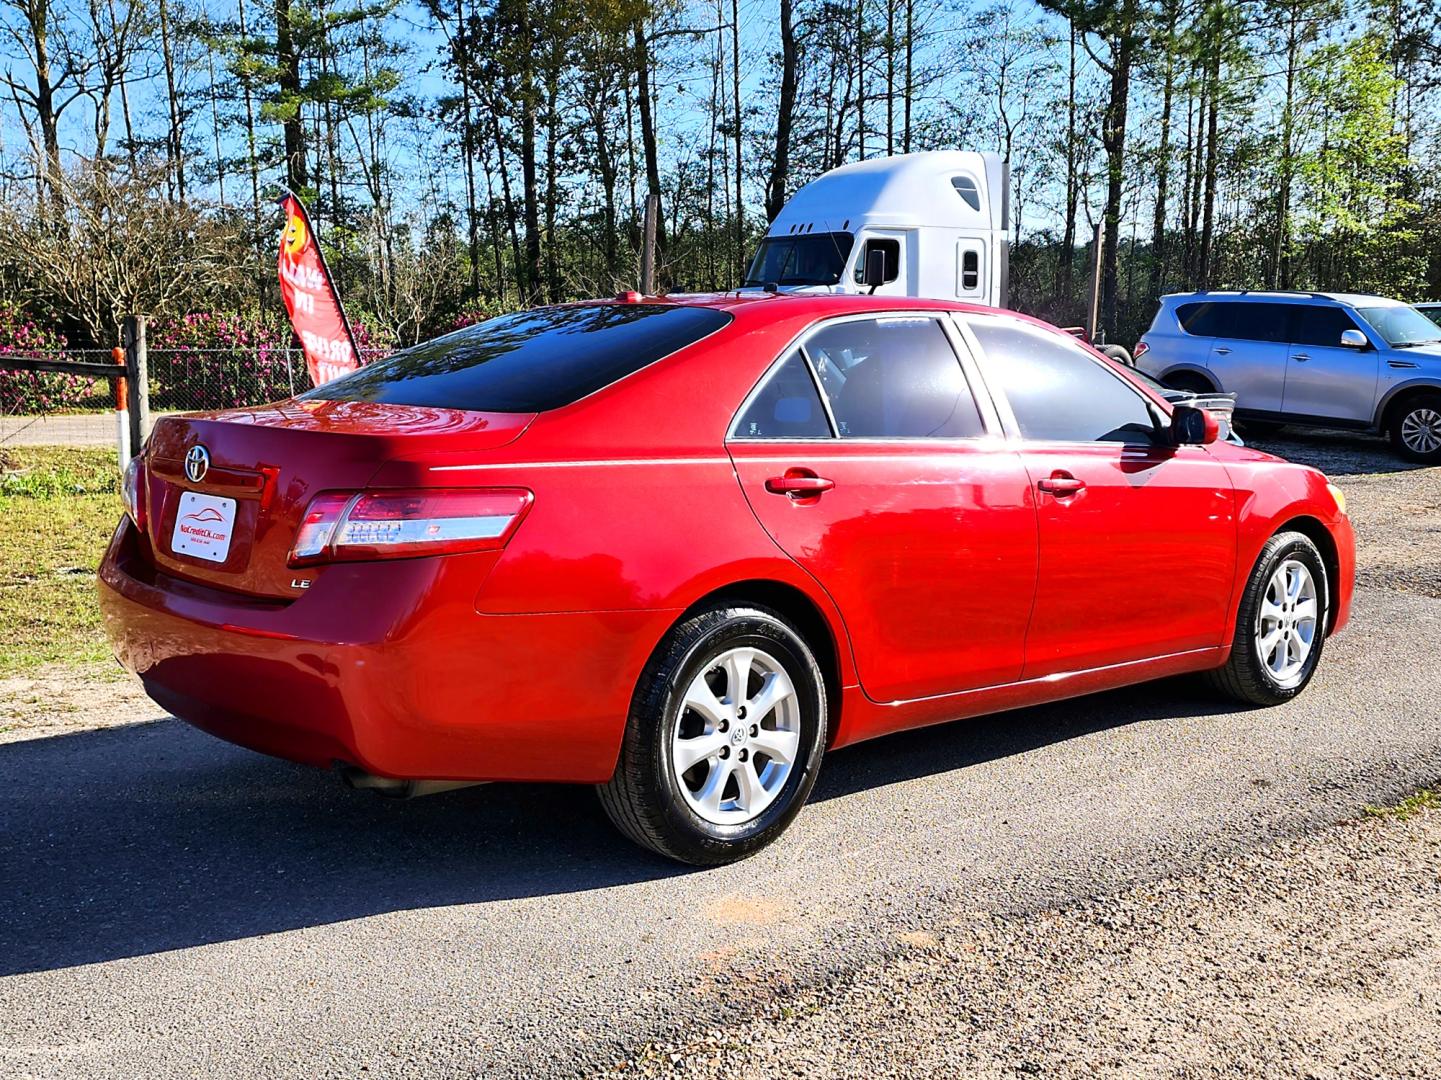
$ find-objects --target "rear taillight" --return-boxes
[288,489,532,566]
[1133,339,1151,362]
[122,456,146,531]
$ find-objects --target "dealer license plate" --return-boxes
[171,491,237,563]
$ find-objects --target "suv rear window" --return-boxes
[303,304,732,413]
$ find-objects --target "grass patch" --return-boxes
[1,445,123,674]
[1365,789,1440,821]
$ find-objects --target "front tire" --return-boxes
[1390,392,1441,463]
[1207,531,1328,706]
[599,603,828,865]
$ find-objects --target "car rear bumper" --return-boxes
[98,519,675,783]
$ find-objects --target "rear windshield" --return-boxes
[303,304,732,413]
[743,232,855,287]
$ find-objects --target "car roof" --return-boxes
[604,291,999,316]
[1158,290,1405,308]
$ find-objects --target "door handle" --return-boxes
[1292,353,1311,362]
[1389,359,1419,369]
[765,471,835,498]
[1214,347,1231,355]
[1037,472,1085,497]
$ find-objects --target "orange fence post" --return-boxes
[111,346,130,469]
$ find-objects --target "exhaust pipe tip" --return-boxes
[336,764,484,799]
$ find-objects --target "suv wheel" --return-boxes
[1207,531,1328,706]
[1390,392,1441,463]
[599,603,828,865]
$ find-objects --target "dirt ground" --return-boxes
[616,796,1441,1079]
[0,661,152,744]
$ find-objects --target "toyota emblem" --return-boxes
[185,445,211,483]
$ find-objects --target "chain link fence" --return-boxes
[2,346,388,449]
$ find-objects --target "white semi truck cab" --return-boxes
[742,151,1011,307]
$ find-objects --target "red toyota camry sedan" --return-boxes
[99,294,1354,864]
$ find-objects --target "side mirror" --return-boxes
[1171,404,1219,446]
[864,247,887,293]
[1340,328,1368,349]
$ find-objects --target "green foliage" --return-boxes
[0,447,122,673]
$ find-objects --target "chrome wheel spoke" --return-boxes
[732,759,770,814]
[722,649,755,707]
[1259,596,1286,626]
[694,758,735,814]
[750,726,800,765]
[747,669,795,723]
[673,730,727,774]
[682,679,729,728]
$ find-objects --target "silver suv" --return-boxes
[1135,291,1441,463]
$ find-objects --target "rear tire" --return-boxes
[1206,531,1328,706]
[598,603,827,865]
[1389,392,1441,463]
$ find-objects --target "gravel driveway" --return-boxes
[1,428,1439,1078]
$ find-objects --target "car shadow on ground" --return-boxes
[0,677,1242,977]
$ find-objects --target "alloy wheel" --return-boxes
[672,646,802,825]
[1400,407,1441,455]
[1254,558,1319,688]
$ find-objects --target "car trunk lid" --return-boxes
[140,399,534,599]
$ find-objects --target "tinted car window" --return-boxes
[1227,302,1290,342]
[743,232,855,287]
[804,317,983,439]
[969,317,1162,445]
[1176,300,1288,341]
[303,304,731,413]
[1286,305,1361,347]
[1176,302,1227,336]
[733,350,832,439]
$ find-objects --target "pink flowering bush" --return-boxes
[0,307,105,414]
[149,311,394,410]
[148,312,298,410]
[449,308,494,332]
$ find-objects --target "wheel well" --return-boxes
[1380,385,1441,434]
[679,580,844,742]
[1276,516,1341,633]
[1162,368,1217,393]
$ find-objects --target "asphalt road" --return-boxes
[3,430,1440,1078]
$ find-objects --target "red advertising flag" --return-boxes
[277,192,362,387]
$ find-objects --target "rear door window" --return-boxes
[967,317,1163,445]
[1176,301,1289,341]
[303,304,732,413]
[1287,305,1361,347]
[803,317,985,439]
[1227,303,1290,342]
[733,350,832,439]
